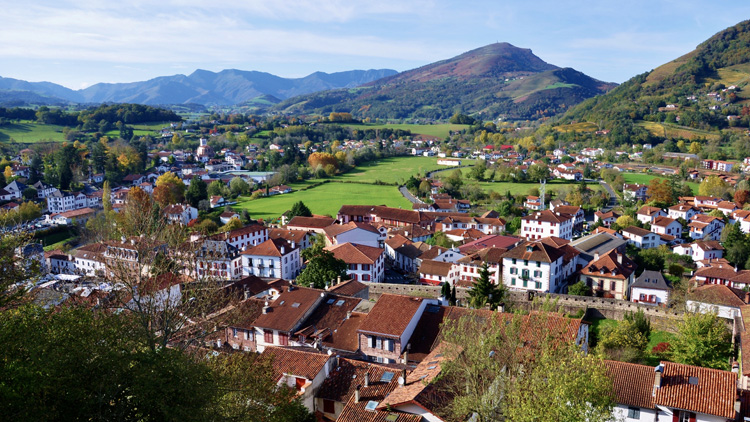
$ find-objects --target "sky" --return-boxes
[1,0,749,90]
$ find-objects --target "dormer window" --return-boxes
[526,245,533,252]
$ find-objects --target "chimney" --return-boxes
[594,252,599,261]
[244,289,250,300]
[262,305,270,314]
[652,364,664,396]
[346,311,352,319]
[401,369,407,385]
[337,276,342,285]
[291,241,296,249]
[121,236,126,243]
[364,372,370,387]
[617,253,623,264]
[354,385,361,403]
[280,245,285,255]
[745,291,750,304]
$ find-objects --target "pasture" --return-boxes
[0,121,67,142]
[343,123,469,138]
[478,180,604,196]
[233,182,411,221]
[621,173,699,194]
[341,156,462,184]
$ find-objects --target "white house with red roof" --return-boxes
[650,216,682,238]
[323,221,386,249]
[222,224,268,250]
[162,204,198,225]
[636,206,666,224]
[326,242,385,283]
[521,210,575,240]
[673,240,724,261]
[689,214,725,241]
[668,203,700,221]
[241,238,301,279]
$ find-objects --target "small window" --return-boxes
[323,399,335,414]
[380,372,395,382]
[511,278,516,286]
[364,401,379,411]
[335,300,345,306]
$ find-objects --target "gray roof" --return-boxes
[4,180,27,192]
[570,233,627,262]
[630,270,671,291]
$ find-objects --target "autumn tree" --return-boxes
[153,171,186,207]
[699,175,731,198]
[307,152,338,170]
[735,189,750,206]
[3,165,12,181]
[648,178,673,206]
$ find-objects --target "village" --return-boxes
[2,126,750,421]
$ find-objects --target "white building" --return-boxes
[630,270,670,306]
[650,216,682,238]
[323,221,385,249]
[436,215,506,235]
[241,238,300,279]
[224,224,269,251]
[162,204,198,225]
[688,214,725,241]
[673,240,724,261]
[501,241,567,293]
[622,226,664,249]
[636,206,665,224]
[521,210,574,241]
[668,203,700,221]
[326,242,385,283]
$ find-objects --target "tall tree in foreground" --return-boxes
[296,242,347,289]
[671,311,732,370]
[288,201,312,219]
[467,262,504,310]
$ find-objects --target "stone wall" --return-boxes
[363,282,685,332]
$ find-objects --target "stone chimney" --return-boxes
[280,245,285,255]
[401,369,407,385]
[652,364,664,396]
[337,276,342,285]
[594,252,599,261]
[364,371,370,387]
[291,241,296,249]
[354,385,361,403]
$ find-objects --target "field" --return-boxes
[0,121,67,142]
[621,173,699,195]
[340,156,461,184]
[343,123,469,138]
[478,180,604,196]
[637,121,721,142]
[554,122,598,133]
[233,181,411,221]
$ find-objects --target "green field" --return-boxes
[637,121,721,142]
[478,180,603,196]
[343,123,470,138]
[340,156,462,184]
[622,173,699,195]
[0,121,67,143]
[233,181,411,221]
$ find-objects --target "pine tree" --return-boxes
[441,281,451,299]
[467,262,504,310]
[450,285,457,306]
[289,201,312,219]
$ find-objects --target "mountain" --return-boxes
[559,19,750,143]
[0,69,398,106]
[273,43,616,120]
[0,76,83,104]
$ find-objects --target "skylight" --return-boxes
[364,401,379,411]
[426,305,440,313]
[385,414,399,421]
[688,376,699,385]
[335,300,345,306]
[380,371,395,382]
[327,298,335,304]
[291,302,300,308]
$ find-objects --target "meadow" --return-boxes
[339,156,464,184]
[621,173,700,195]
[636,121,721,142]
[343,123,470,138]
[478,180,604,196]
[233,181,411,221]
[0,121,67,142]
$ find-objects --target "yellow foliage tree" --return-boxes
[698,175,730,198]
[615,215,635,228]
[3,166,12,181]
[689,142,702,154]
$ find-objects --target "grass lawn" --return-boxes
[343,123,470,138]
[589,317,677,366]
[0,121,67,143]
[621,173,700,195]
[478,180,604,196]
[340,156,459,184]
[233,182,411,221]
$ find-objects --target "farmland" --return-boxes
[621,173,700,195]
[233,181,410,221]
[343,123,469,138]
[0,121,67,143]
[478,180,604,196]
[636,121,721,142]
[340,156,465,184]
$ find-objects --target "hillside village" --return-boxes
[3,121,750,420]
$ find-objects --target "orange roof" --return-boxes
[241,238,296,257]
[379,343,450,411]
[654,361,737,419]
[604,360,655,409]
[580,249,636,280]
[261,346,330,382]
[325,242,383,265]
[251,286,323,332]
[359,294,429,338]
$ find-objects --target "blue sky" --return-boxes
[1,0,749,89]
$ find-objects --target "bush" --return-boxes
[668,263,684,278]
[651,342,671,357]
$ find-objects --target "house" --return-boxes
[241,238,301,279]
[219,211,240,225]
[323,222,385,249]
[418,259,459,286]
[46,190,92,213]
[622,226,663,249]
[268,228,314,251]
[717,201,738,216]
[623,183,648,202]
[553,205,585,231]
[384,235,422,273]
[49,207,96,225]
[668,203,700,221]
[286,216,336,234]
[326,242,385,283]
[436,215,506,235]
[209,196,226,208]
[578,249,636,299]
[570,232,627,268]
[581,147,604,157]
[630,270,671,306]
[650,216,682,239]
[702,159,735,172]
[605,360,742,422]
[249,286,325,353]
[693,196,721,209]
[636,206,666,224]
[594,210,619,227]
[673,240,724,261]
[72,242,107,276]
[456,247,507,286]
[224,224,268,250]
[689,214,725,241]
[269,185,292,195]
[501,240,568,294]
[32,181,58,199]
[162,204,198,225]
[194,238,243,280]
[3,180,27,199]
[521,209,575,241]
[357,294,440,363]
[122,174,145,185]
[524,195,542,211]
[687,284,748,319]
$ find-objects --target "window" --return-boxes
[536,261,541,268]
[244,330,251,341]
[264,329,273,344]
[512,258,516,265]
[323,399,335,414]
[523,279,528,288]
[611,281,616,291]
[535,282,542,289]
[678,412,695,422]
[362,274,371,281]
[362,264,371,271]
[510,267,517,275]
[278,332,289,346]
[232,328,238,338]
[376,337,383,349]
[349,264,357,271]
[522,269,529,278]
[511,278,516,286]
[524,260,528,266]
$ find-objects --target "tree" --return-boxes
[185,176,208,207]
[288,201,312,219]
[648,178,673,206]
[441,280,451,299]
[568,280,591,296]
[735,189,750,206]
[527,163,550,182]
[698,175,730,198]
[469,160,487,181]
[229,177,250,196]
[207,180,228,198]
[21,187,37,201]
[418,180,431,197]
[615,215,635,228]
[102,180,112,213]
[153,172,186,207]
[3,165,12,181]
[219,217,243,232]
[671,312,732,369]
[0,231,41,308]
[296,243,347,289]
[624,309,651,340]
[440,313,615,422]
[595,319,648,363]
[467,262,504,310]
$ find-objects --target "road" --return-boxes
[399,186,424,204]
[598,179,618,211]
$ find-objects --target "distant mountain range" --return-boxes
[1,43,616,120]
[0,68,398,106]
[273,43,617,120]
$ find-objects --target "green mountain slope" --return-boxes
[273,43,616,121]
[560,19,750,143]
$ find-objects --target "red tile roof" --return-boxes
[287,216,336,229]
[251,286,323,332]
[500,240,565,264]
[654,361,737,419]
[603,360,655,409]
[241,238,296,257]
[326,242,383,265]
[261,346,330,382]
[580,249,636,280]
[328,279,368,297]
[359,294,429,338]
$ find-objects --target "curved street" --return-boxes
[598,179,618,212]
[399,186,424,204]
